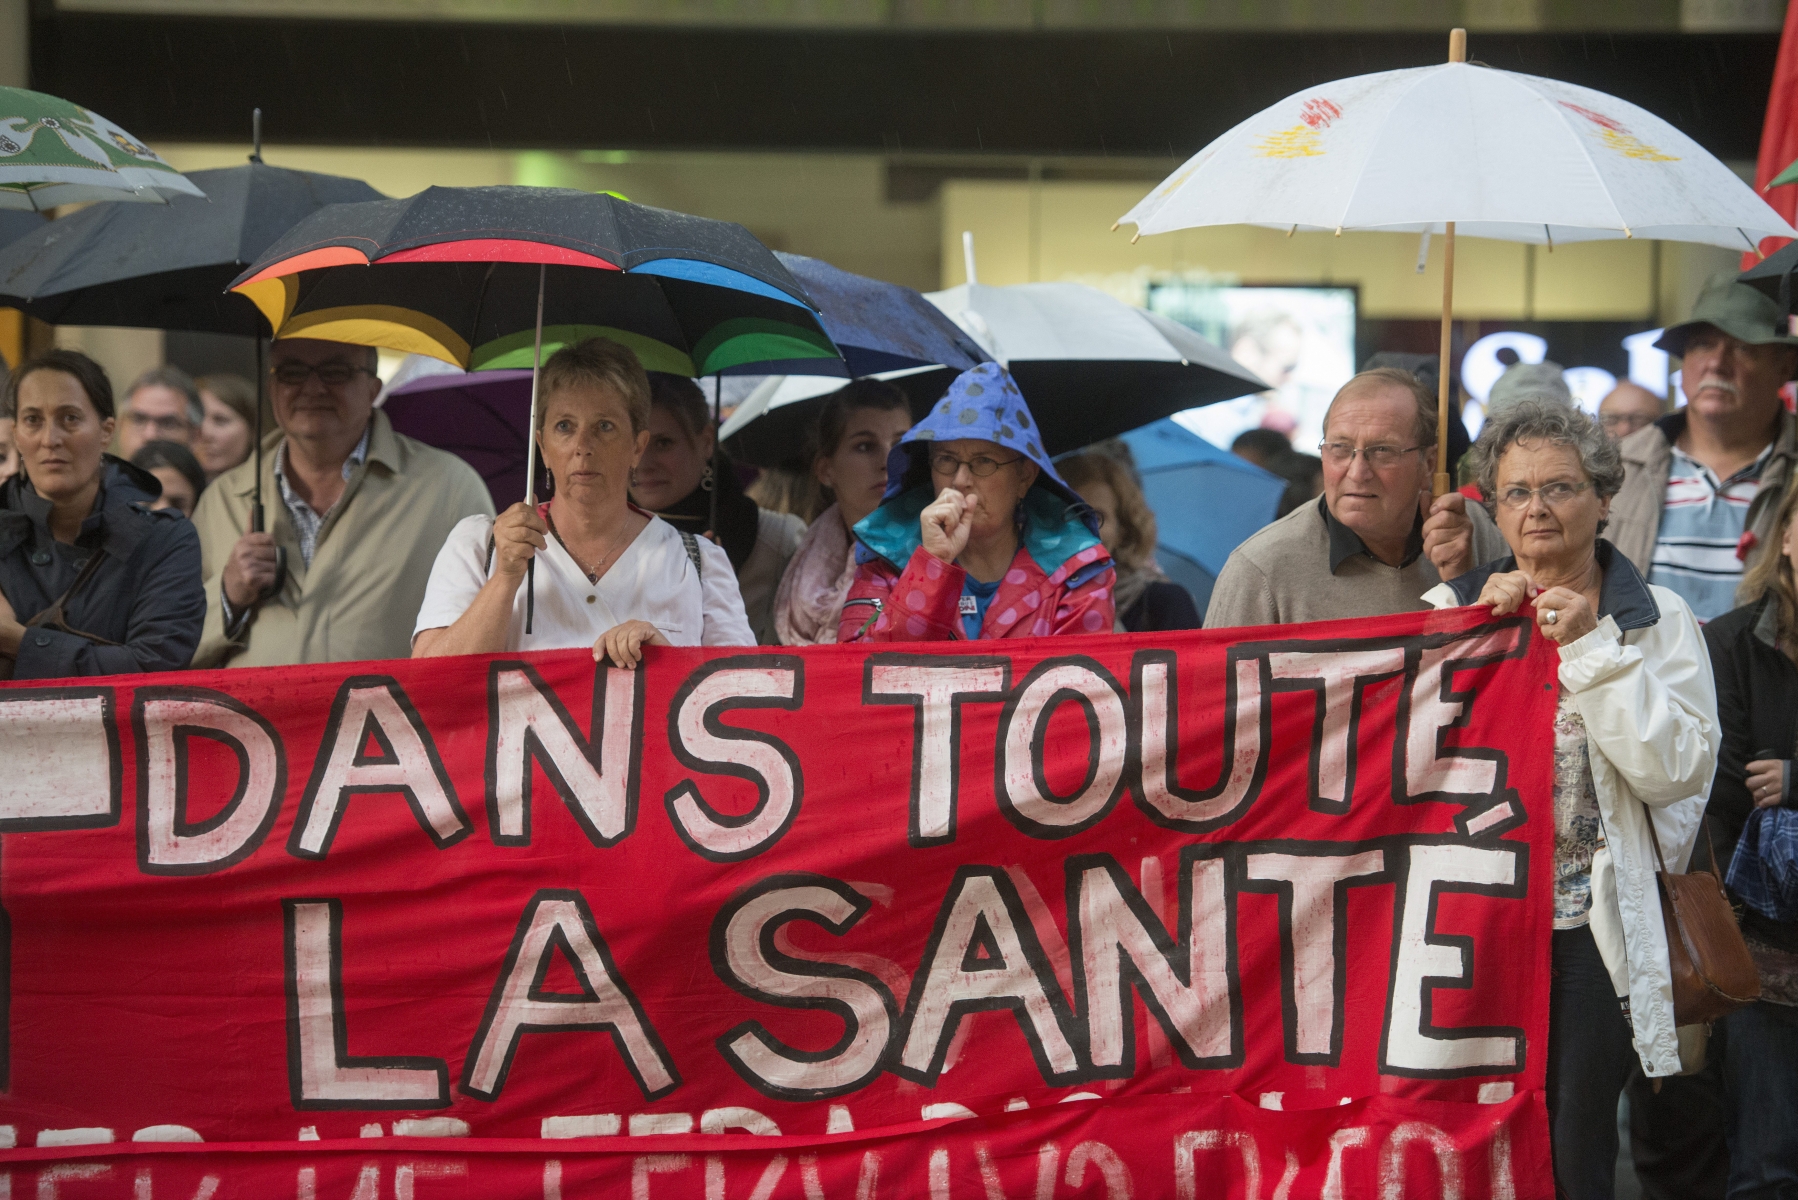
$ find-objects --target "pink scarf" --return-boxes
[773,504,858,646]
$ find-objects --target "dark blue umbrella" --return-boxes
[721,252,988,468]
[1117,418,1286,616]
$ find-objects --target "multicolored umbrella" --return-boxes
[0,87,205,211]
[229,186,838,378]
[232,185,841,632]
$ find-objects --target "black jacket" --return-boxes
[0,459,204,678]
[1703,593,1798,950]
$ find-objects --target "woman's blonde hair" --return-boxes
[538,337,652,434]
[1058,452,1157,571]
[1741,481,1798,654]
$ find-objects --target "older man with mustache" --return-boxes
[1609,275,1798,624]
[1605,273,1798,1200]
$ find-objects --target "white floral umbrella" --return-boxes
[0,87,205,211]
[1117,30,1796,490]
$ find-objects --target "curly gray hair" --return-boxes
[1466,399,1623,517]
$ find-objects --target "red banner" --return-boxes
[0,608,1557,1198]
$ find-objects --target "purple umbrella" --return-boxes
[381,368,535,511]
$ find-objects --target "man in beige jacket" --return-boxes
[190,338,493,668]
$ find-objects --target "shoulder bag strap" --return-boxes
[679,531,704,579]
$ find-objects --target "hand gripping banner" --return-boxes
[0,607,1558,1198]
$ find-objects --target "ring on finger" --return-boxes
[1543,608,1558,625]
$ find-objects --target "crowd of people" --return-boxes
[0,266,1794,1197]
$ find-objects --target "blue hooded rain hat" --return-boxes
[854,363,1102,568]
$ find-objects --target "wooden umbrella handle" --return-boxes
[1435,28,1467,497]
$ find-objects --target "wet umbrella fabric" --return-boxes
[381,369,535,512]
[0,87,206,210]
[0,163,383,334]
[768,251,986,377]
[924,281,1270,455]
[0,209,45,250]
[229,186,837,377]
[715,252,989,469]
[1116,418,1287,614]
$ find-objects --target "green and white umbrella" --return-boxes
[0,87,204,211]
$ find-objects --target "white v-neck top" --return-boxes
[414,506,755,652]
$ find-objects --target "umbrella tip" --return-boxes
[1110,221,1120,232]
[249,107,263,164]
[1130,232,1141,244]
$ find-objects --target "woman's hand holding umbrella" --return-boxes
[491,503,548,579]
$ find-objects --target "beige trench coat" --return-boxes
[190,411,494,668]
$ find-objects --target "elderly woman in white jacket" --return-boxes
[1424,400,1717,1200]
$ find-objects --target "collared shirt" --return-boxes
[276,425,371,568]
[1322,499,1425,573]
[1648,440,1771,622]
[220,426,370,635]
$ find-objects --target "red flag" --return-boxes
[1749,2,1798,267]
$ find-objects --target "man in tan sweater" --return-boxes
[190,338,493,667]
[1206,368,1504,628]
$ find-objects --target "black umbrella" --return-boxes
[1736,243,1798,316]
[0,139,386,608]
[0,162,381,333]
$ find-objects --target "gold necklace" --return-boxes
[547,509,631,583]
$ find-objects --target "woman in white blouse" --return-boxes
[413,338,754,665]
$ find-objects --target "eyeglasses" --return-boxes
[271,362,376,389]
[1495,480,1592,509]
[1318,442,1426,470]
[1600,413,1655,435]
[125,411,191,434]
[930,452,1025,478]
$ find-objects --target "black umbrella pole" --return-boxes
[710,375,721,537]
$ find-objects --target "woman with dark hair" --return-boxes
[0,349,204,678]
[1702,479,1798,1197]
[1058,451,1199,632]
[629,372,805,644]
[132,440,207,517]
[840,364,1114,643]
[193,373,257,482]
[773,379,914,645]
[1425,400,1717,1200]
[414,338,753,662]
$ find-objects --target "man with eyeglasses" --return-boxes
[1206,367,1506,629]
[1607,274,1798,624]
[1597,381,1665,444]
[117,365,203,460]
[189,338,492,667]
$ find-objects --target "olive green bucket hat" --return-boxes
[1655,272,1798,357]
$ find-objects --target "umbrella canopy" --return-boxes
[771,251,986,377]
[720,366,962,471]
[0,162,383,334]
[229,186,838,377]
[0,87,205,211]
[923,281,1270,455]
[1735,241,1798,310]
[1119,61,1794,250]
[714,252,988,468]
[381,368,534,511]
[1115,418,1287,611]
[0,209,46,249]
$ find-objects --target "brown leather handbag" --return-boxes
[1648,816,1761,1025]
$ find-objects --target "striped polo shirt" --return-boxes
[1647,440,1771,621]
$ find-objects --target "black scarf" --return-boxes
[650,467,760,572]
